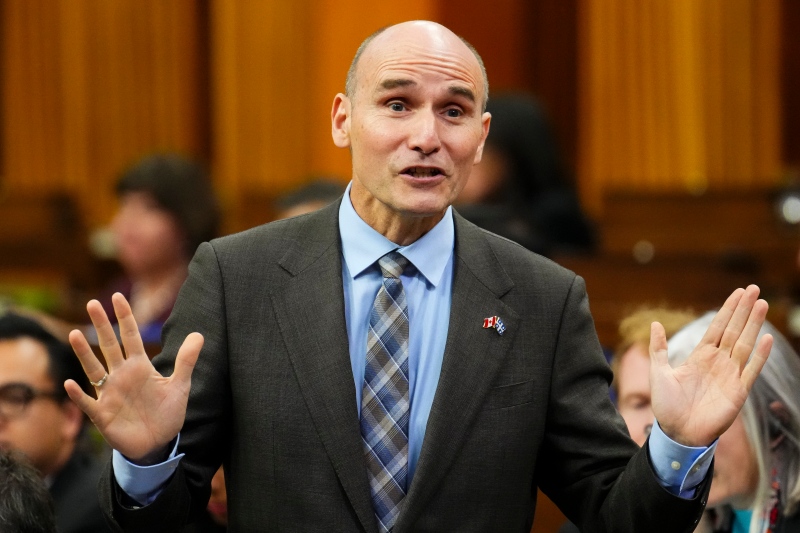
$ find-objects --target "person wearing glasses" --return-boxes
[0,312,109,533]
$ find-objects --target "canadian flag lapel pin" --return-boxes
[482,315,505,336]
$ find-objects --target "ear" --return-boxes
[60,400,84,442]
[768,400,790,450]
[473,111,492,164]
[331,93,352,148]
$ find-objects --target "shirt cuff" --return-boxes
[648,421,716,499]
[112,436,184,506]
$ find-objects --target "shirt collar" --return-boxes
[338,182,454,287]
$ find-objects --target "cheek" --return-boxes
[4,409,61,460]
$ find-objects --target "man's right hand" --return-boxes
[64,292,203,464]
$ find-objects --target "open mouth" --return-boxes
[402,166,445,178]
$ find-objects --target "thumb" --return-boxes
[172,332,204,386]
[649,321,670,369]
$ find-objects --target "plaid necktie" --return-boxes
[361,251,411,532]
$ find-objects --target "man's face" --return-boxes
[0,338,79,476]
[616,344,653,446]
[332,22,491,233]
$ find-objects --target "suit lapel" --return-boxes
[395,214,520,531]
[271,202,377,533]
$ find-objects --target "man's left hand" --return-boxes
[650,285,772,447]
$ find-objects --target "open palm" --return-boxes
[64,293,203,464]
[650,285,772,447]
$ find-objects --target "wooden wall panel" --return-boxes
[0,0,208,227]
[208,0,313,232]
[578,0,783,214]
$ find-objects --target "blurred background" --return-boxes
[2,0,800,355]
[1,1,799,530]
[4,0,800,349]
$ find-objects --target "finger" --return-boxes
[649,321,670,368]
[64,378,99,420]
[699,288,745,347]
[718,285,761,353]
[68,329,111,389]
[112,293,147,360]
[741,333,772,391]
[730,298,768,371]
[172,333,204,386]
[86,299,125,370]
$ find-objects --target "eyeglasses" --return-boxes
[0,382,64,419]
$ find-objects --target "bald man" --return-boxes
[68,21,772,533]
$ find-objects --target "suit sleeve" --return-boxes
[535,275,709,533]
[98,242,231,533]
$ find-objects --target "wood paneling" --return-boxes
[578,0,783,214]
[782,0,800,167]
[0,0,208,227]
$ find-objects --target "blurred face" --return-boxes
[456,144,509,205]
[207,466,228,526]
[0,338,80,477]
[709,414,759,509]
[616,344,653,446]
[112,191,187,277]
[332,21,490,237]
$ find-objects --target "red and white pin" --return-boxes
[482,315,506,335]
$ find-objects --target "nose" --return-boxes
[408,109,441,155]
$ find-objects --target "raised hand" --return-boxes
[649,285,772,447]
[64,293,203,464]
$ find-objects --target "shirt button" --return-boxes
[671,461,681,470]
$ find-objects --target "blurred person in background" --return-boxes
[0,312,109,533]
[275,177,346,220]
[99,154,220,345]
[612,307,698,446]
[455,93,596,256]
[668,314,800,533]
[0,449,57,533]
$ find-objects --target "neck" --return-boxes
[349,186,445,246]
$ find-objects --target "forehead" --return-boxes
[617,344,650,393]
[0,338,51,386]
[357,29,484,100]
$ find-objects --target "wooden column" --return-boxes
[1,0,208,226]
[578,0,783,214]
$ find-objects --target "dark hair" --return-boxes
[0,313,90,398]
[0,450,57,533]
[116,154,220,256]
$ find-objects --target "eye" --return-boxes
[445,108,463,118]
[389,102,406,112]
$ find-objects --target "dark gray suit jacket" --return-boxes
[52,450,110,533]
[99,201,709,532]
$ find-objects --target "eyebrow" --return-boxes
[448,85,475,103]
[380,78,416,90]
[378,78,477,103]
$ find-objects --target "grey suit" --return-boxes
[99,201,708,532]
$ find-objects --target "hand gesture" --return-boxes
[64,293,203,464]
[650,285,772,447]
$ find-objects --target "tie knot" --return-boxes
[378,251,409,279]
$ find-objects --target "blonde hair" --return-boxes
[610,306,696,392]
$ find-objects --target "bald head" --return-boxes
[345,21,489,111]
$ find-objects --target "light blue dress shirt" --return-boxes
[114,183,714,505]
